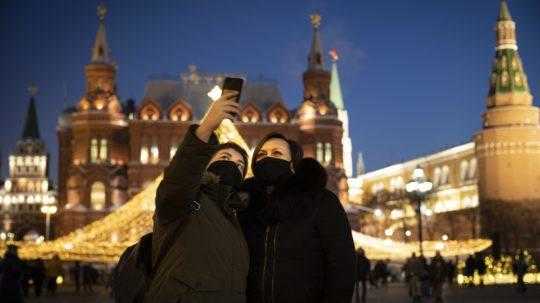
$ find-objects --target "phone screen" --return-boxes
[222,77,244,103]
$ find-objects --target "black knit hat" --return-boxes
[251,132,303,173]
[216,142,249,176]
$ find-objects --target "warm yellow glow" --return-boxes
[0,120,492,263]
[207,85,222,101]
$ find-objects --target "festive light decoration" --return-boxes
[0,88,492,262]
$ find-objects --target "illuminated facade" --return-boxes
[349,1,540,253]
[0,87,57,240]
[56,6,347,235]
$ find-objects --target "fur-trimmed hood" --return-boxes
[240,158,328,222]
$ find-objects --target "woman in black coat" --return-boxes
[239,133,356,303]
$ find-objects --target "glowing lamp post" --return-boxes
[405,166,433,256]
[40,204,58,240]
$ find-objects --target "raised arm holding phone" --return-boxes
[114,86,251,303]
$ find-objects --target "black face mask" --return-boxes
[207,160,243,189]
[253,157,292,185]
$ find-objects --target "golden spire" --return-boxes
[97,3,107,22]
[28,83,38,97]
[310,13,321,29]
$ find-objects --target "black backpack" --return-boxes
[112,233,153,303]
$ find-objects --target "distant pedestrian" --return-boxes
[429,251,447,303]
[513,250,528,293]
[45,255,63,295]
[418,254,430,298]
[474,253,486,287]
[31,259,46,297]
[355,248,371,303]
[82,263,98,293]
[20,260,31,298]
[373,260,388,287]
[0,244,25,303]
[445,260,456,285]
[464,255,475,286]
[70,261,81,293]
[405,253,424,303]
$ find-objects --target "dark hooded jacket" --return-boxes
[138,125,249,303]
[239,158,356,303]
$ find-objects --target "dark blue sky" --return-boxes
[1,0,539,183]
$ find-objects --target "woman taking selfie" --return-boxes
[239,133,356,303]
[114,91,252,303]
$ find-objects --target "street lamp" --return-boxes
[405,166,433,256]
[40,204,58,240]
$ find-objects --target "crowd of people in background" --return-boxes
[354,248,532,303]
[0,244,112,302]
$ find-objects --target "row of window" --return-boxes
[3,179,49,193]
[9,155,47,167]
[370,159,478,195]
[9,156,47,176]
[0,193,56,205]
[0,203,45,213]
[139,103,291,124]
[315,143,333,165]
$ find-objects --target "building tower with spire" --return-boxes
[474,1,540,248]
[56,3,129,236]
[297,13,347,202]
[329,49,354,177]
[0,85,57,240]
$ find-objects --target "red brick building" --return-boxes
[55,7,348,236]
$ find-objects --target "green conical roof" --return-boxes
[498,1,513,21]
[330,61,345,110]
[488,50,529,96]
[22,97,41,139]
[489,2,529,97]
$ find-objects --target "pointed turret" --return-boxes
[302,13,331,102]
[474,0,540,205]
[80,3,121,113]
[498,0,512,21]
[91,3,112,64]
[22,85,41,140]
[308,13,324,70]
[329,49,344,110]
[487,0,530,105]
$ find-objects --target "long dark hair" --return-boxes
[251,132,303,172]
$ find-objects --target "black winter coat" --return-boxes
[239,158,356,303]
[142,125,249,303]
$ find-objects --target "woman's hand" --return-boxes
[196,91,240,142]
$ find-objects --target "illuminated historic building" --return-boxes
[0,86,57,240]
[348,1,540,253]
[56,6,347,235]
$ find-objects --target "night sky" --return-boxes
[1,0,539,184]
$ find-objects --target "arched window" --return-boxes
[468,158,477,179]
[90,139,99,163]
[267,103,290,124]
[90,182,106,211]
[99,139,108,161]
[140,102,161,121]
[140,146,149,164]
[150,144,160,164]
[432,167,441,187]
[240,104,261,123]
[316,142,324,163]
[460,160,469,182]
[169,101,192,122]
[324,143,333,164]
[440,166,450,185]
